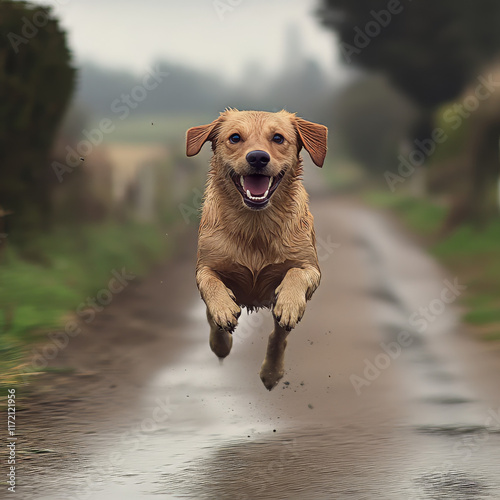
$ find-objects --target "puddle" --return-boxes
[416,471,490,499]
[414,425,500,436]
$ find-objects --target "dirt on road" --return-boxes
[7,194,500,500]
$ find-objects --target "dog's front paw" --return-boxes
[273,285,306,331]
[207,291,241,332]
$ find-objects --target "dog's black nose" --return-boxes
[246,150,270,169]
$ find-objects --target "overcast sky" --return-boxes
[30,0,342,81]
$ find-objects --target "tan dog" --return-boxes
[186,109,327,390]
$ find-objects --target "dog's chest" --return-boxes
[198,216,312,308]
[218,258,295,309]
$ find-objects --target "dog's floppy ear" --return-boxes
[186,119,220,157]
[295,118,328,168]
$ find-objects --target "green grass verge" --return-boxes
[0,220,171,390]
[364,191,446,236]
[365,191,500,340]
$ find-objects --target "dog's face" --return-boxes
[214,111,300,210]
[186,110,327,210]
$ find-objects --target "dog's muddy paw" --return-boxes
[213,311,239,331]
[209,295,241,331]
[273,287,306,331]
[259,362,284,391]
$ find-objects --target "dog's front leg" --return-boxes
[273,266,320,331]
[260,266,321,390]
[196,266,241,358]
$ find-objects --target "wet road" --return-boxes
[35,193,500,499]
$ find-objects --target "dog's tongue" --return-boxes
[243,175,269,196]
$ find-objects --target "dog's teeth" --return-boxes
[240,176,245,187]
[245,188,270,201]
[268,177,273,189]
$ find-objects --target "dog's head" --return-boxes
[186,109,327,210]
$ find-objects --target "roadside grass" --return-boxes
[0,221,171,391]
[364,191,446,236]
[365,191,500,341]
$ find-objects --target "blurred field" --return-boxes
[110,113,216,143]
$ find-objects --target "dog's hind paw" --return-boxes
[210,328,233,358]
[260,361,284,391]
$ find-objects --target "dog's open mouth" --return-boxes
[232,172,284,209]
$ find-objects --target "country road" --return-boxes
[16,185,500,499]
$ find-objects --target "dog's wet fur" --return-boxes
[186,109,328,390]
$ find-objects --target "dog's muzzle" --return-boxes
[232,171,285,210]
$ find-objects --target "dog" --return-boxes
[186,109,327,390]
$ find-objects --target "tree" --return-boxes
[318,0,500,227]
[332,74,416,175]
[318,0,500,110]
[0,1,75,236]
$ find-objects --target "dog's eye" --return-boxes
[272,134,284,144]
[229,133,241,144]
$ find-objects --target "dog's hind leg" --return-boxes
[260,317,290,390]
[207,308,233,359]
